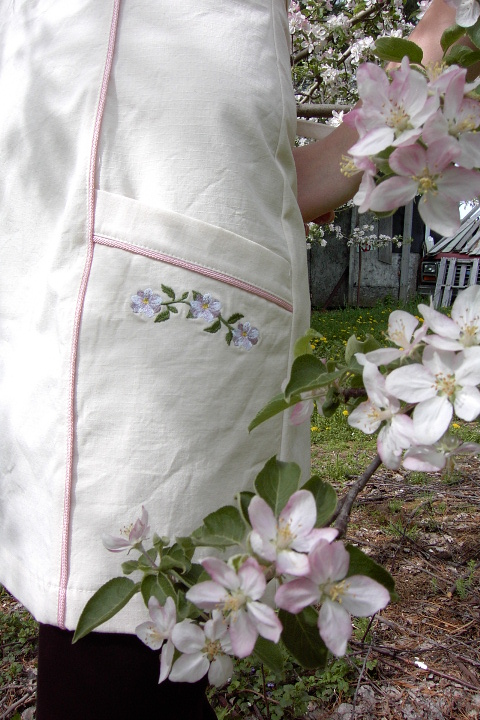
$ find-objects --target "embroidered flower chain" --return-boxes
[130,287,259,350]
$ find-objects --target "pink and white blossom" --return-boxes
[346,59,438,156]
[420,285,480,351]
[102,506,150,552]
[403,436,480,472]
[385,346,480,445]
[169,612,233,686]
[275,541,390,656]
[445,0,480,26]
[186,557,282,658]
[347,356,414,469]
[135,596,176,683]
[367,140,480,235]
[248,491,338,576]
[365,310,427,365]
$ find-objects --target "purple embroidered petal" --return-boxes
[131,288,163,316]
[189,293,222,321]
[232,322,259,350]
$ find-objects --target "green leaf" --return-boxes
[121,560,139,575]
[161,284,176,300]
[467,16,480,48]
[301,476,337,527]
[169,305,178,314]
[344,334,380,364]
[175,535,196,561]
[159,543,191,574]
[154,309,170,323]
[204,319,221,333]
[279,607,328,669]
[225,330,233,346]
[226,312,244,324]
[374,37,423,64]
[73,578,139,642]
[236,490,255,526]
[293,330,318,358]
[180,292,190,301]
[254,456,300,516]
[285,355,344,399]
[192,505,246,548]
[252,636,284,675]
[140,573,177,606]
[441,23,467,53]
[444,44,480,67]
[346,545,396,598]
[248,393,294,432]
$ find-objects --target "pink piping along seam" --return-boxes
[58,0,121,628]
[93,234,294,313]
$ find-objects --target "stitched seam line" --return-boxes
[93,233,294,313]
[58,0,121,629]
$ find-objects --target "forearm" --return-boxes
[294,0,457,222]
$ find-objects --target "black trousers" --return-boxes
[36,624,217,720]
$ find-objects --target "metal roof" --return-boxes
[426,205,480,256]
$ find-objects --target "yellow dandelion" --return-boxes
[452,423,460,429]
[311,426,318,432]
[342,409,349,416]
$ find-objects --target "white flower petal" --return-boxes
[341,576,390,616]
[454,385,480,421]
[318,599,352,656]
[171,620,205,654]
[208,654,234,687]
[246,601,282,643]
[169,652,209,684]
[413,396,453,445]
[229,609,258,658]
[275,578,319,614]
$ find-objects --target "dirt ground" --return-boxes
[1,458,479,720]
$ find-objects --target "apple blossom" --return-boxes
[135,596,176,683]
[403,435,480,472]
[169,612,234,687]
[367,140,480,235]
[385,346,480,445]
[445,0,480,27]
[248,491,338,576]
[102,506,150,552]
[275,540,390,656]
[347,356,415,469]
[365,310,428,365]
[186,557,282,658]
[419,285,480,351]
[346,58,439,157]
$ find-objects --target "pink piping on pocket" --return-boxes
[93,234,294,313]
[58,0,121,628]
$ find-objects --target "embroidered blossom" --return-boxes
[232,322,259,350]
[189,293,222,322]
[136,596,176,683]
[275,540,390,656]
[169,611,233,686]
[102,506,150,552]
[186,557,282,658]
[131,289,163,317]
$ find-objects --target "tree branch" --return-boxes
[331,454,383,536]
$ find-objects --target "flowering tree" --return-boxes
[75,2,480,692]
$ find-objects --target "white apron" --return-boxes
[0,0,311,632]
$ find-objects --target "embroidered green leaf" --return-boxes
[252,636,284,675]
[186,310,195,319]
[180,292,190,301]
[154,309,170,323]
[279,607,328,669]
[169,305,179,313]
[301,476,337,527]
[73,577,139,642]
[161,284,176,300]
[204,319,221,333]
[227,313,244,324]
[225,330,233,346]
[254,456,300,516]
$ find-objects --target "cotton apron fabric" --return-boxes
[0,0,310,633]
